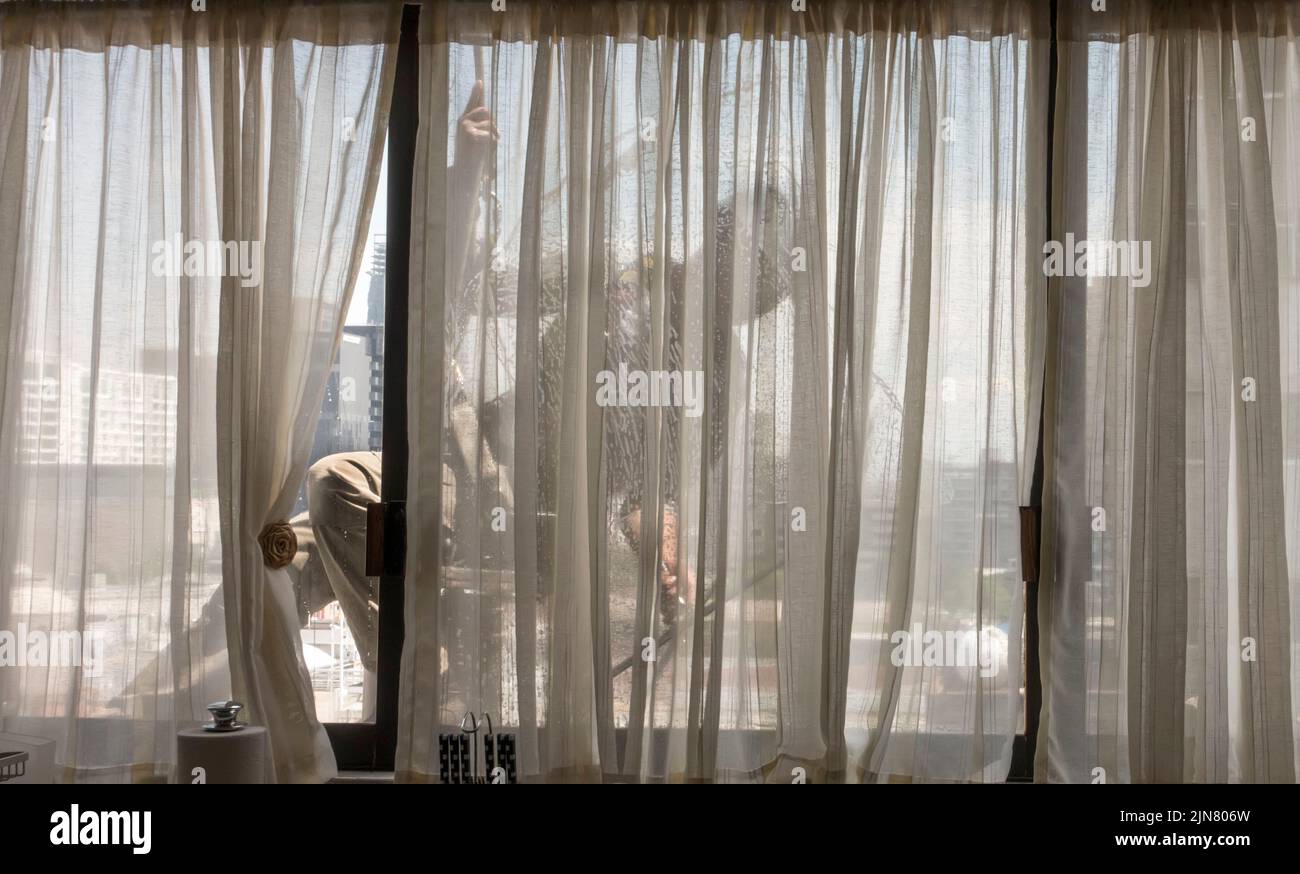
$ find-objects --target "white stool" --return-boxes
[176,726,269,784]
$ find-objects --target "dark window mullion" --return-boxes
[368,1,421,773]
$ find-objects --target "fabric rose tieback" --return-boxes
[258,521,298,569]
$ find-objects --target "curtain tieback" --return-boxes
[258,521,298,569]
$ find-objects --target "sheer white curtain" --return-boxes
[213,2,398,784]
[0,0,397,782]
[399,0,1045,783]
[1039,0,1300,783]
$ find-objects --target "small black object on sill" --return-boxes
[439,712,517,784]
[0,750,29,783]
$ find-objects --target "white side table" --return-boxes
[176,726,269,784]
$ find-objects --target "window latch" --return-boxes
[366,500,405,578]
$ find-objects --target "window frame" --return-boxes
[324,1,419,772]
[328,0,1050,781]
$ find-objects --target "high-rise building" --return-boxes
[18,361,178,467]
[366,235,387,325]
[309,325,385,467]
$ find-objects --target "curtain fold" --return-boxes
[1038,0,1300,783]
[400,0,1046,783]
[213,0,399,784]
[0,0,398,782]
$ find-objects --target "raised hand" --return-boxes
[456,79,498,165]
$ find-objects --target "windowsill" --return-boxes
[330,770,395,784]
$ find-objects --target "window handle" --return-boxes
[366,500,405,577]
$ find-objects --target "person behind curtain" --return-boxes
[304,76,793,689]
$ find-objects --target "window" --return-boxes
[295,150,388,727]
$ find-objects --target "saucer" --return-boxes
[201,721,247,733]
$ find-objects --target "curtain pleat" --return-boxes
[1039,0,1299,784]
[400,0,1046,784]
[0,0,398,782]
